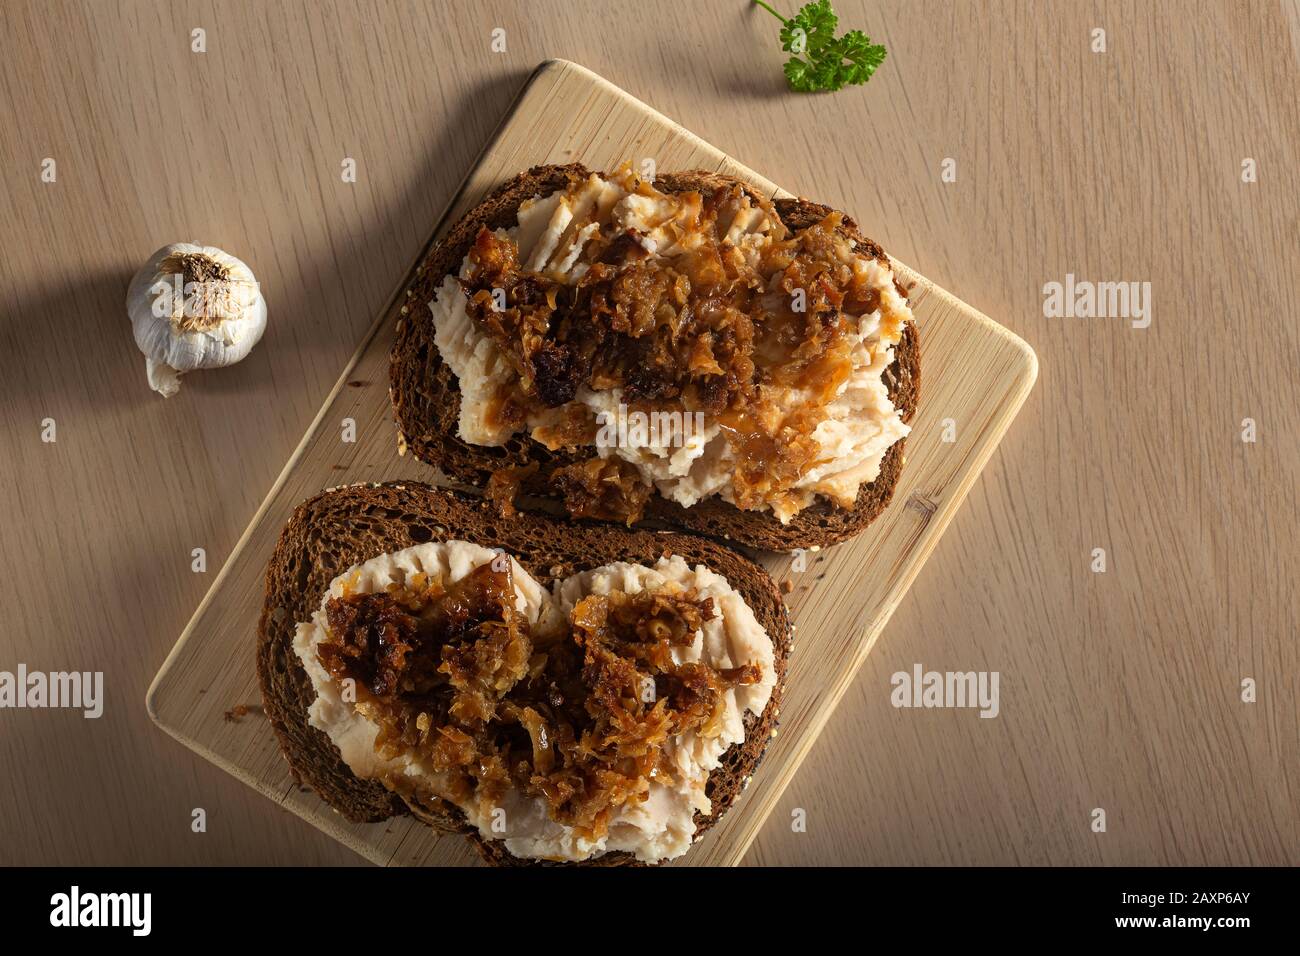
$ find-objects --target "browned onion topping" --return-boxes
[318,561,760,841]
[464,181,894,523]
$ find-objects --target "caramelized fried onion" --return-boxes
[318,560,760,841]
[465,176,894,523]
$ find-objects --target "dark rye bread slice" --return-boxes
[390,164,920,552]
[256,481,791,866]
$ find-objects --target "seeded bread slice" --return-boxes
[256,481,791,866]
[390,164,920,552]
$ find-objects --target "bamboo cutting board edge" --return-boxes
[147,58,1038,867]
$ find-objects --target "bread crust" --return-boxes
[256,482,791,866]
[390,164,919,552]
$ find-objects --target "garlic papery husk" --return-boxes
[126,243,267,397]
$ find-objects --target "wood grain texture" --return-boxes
[1,0,1295,866]
[146,58,1035,866]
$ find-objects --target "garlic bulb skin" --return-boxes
[126,243,267,397]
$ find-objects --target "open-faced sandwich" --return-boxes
[391,163,919,551]
[256,483,790,865]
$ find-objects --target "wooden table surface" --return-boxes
[1,0,1295,866]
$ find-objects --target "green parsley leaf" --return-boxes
[836,29,888,86]
[780,0,838,55]
[755,0,888,93]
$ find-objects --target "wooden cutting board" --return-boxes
[147,58,1036,866]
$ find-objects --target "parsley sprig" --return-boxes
[754,0,887,93]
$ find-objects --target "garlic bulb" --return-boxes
[126,243,267,397]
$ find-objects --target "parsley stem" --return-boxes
[752,0,788,24]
